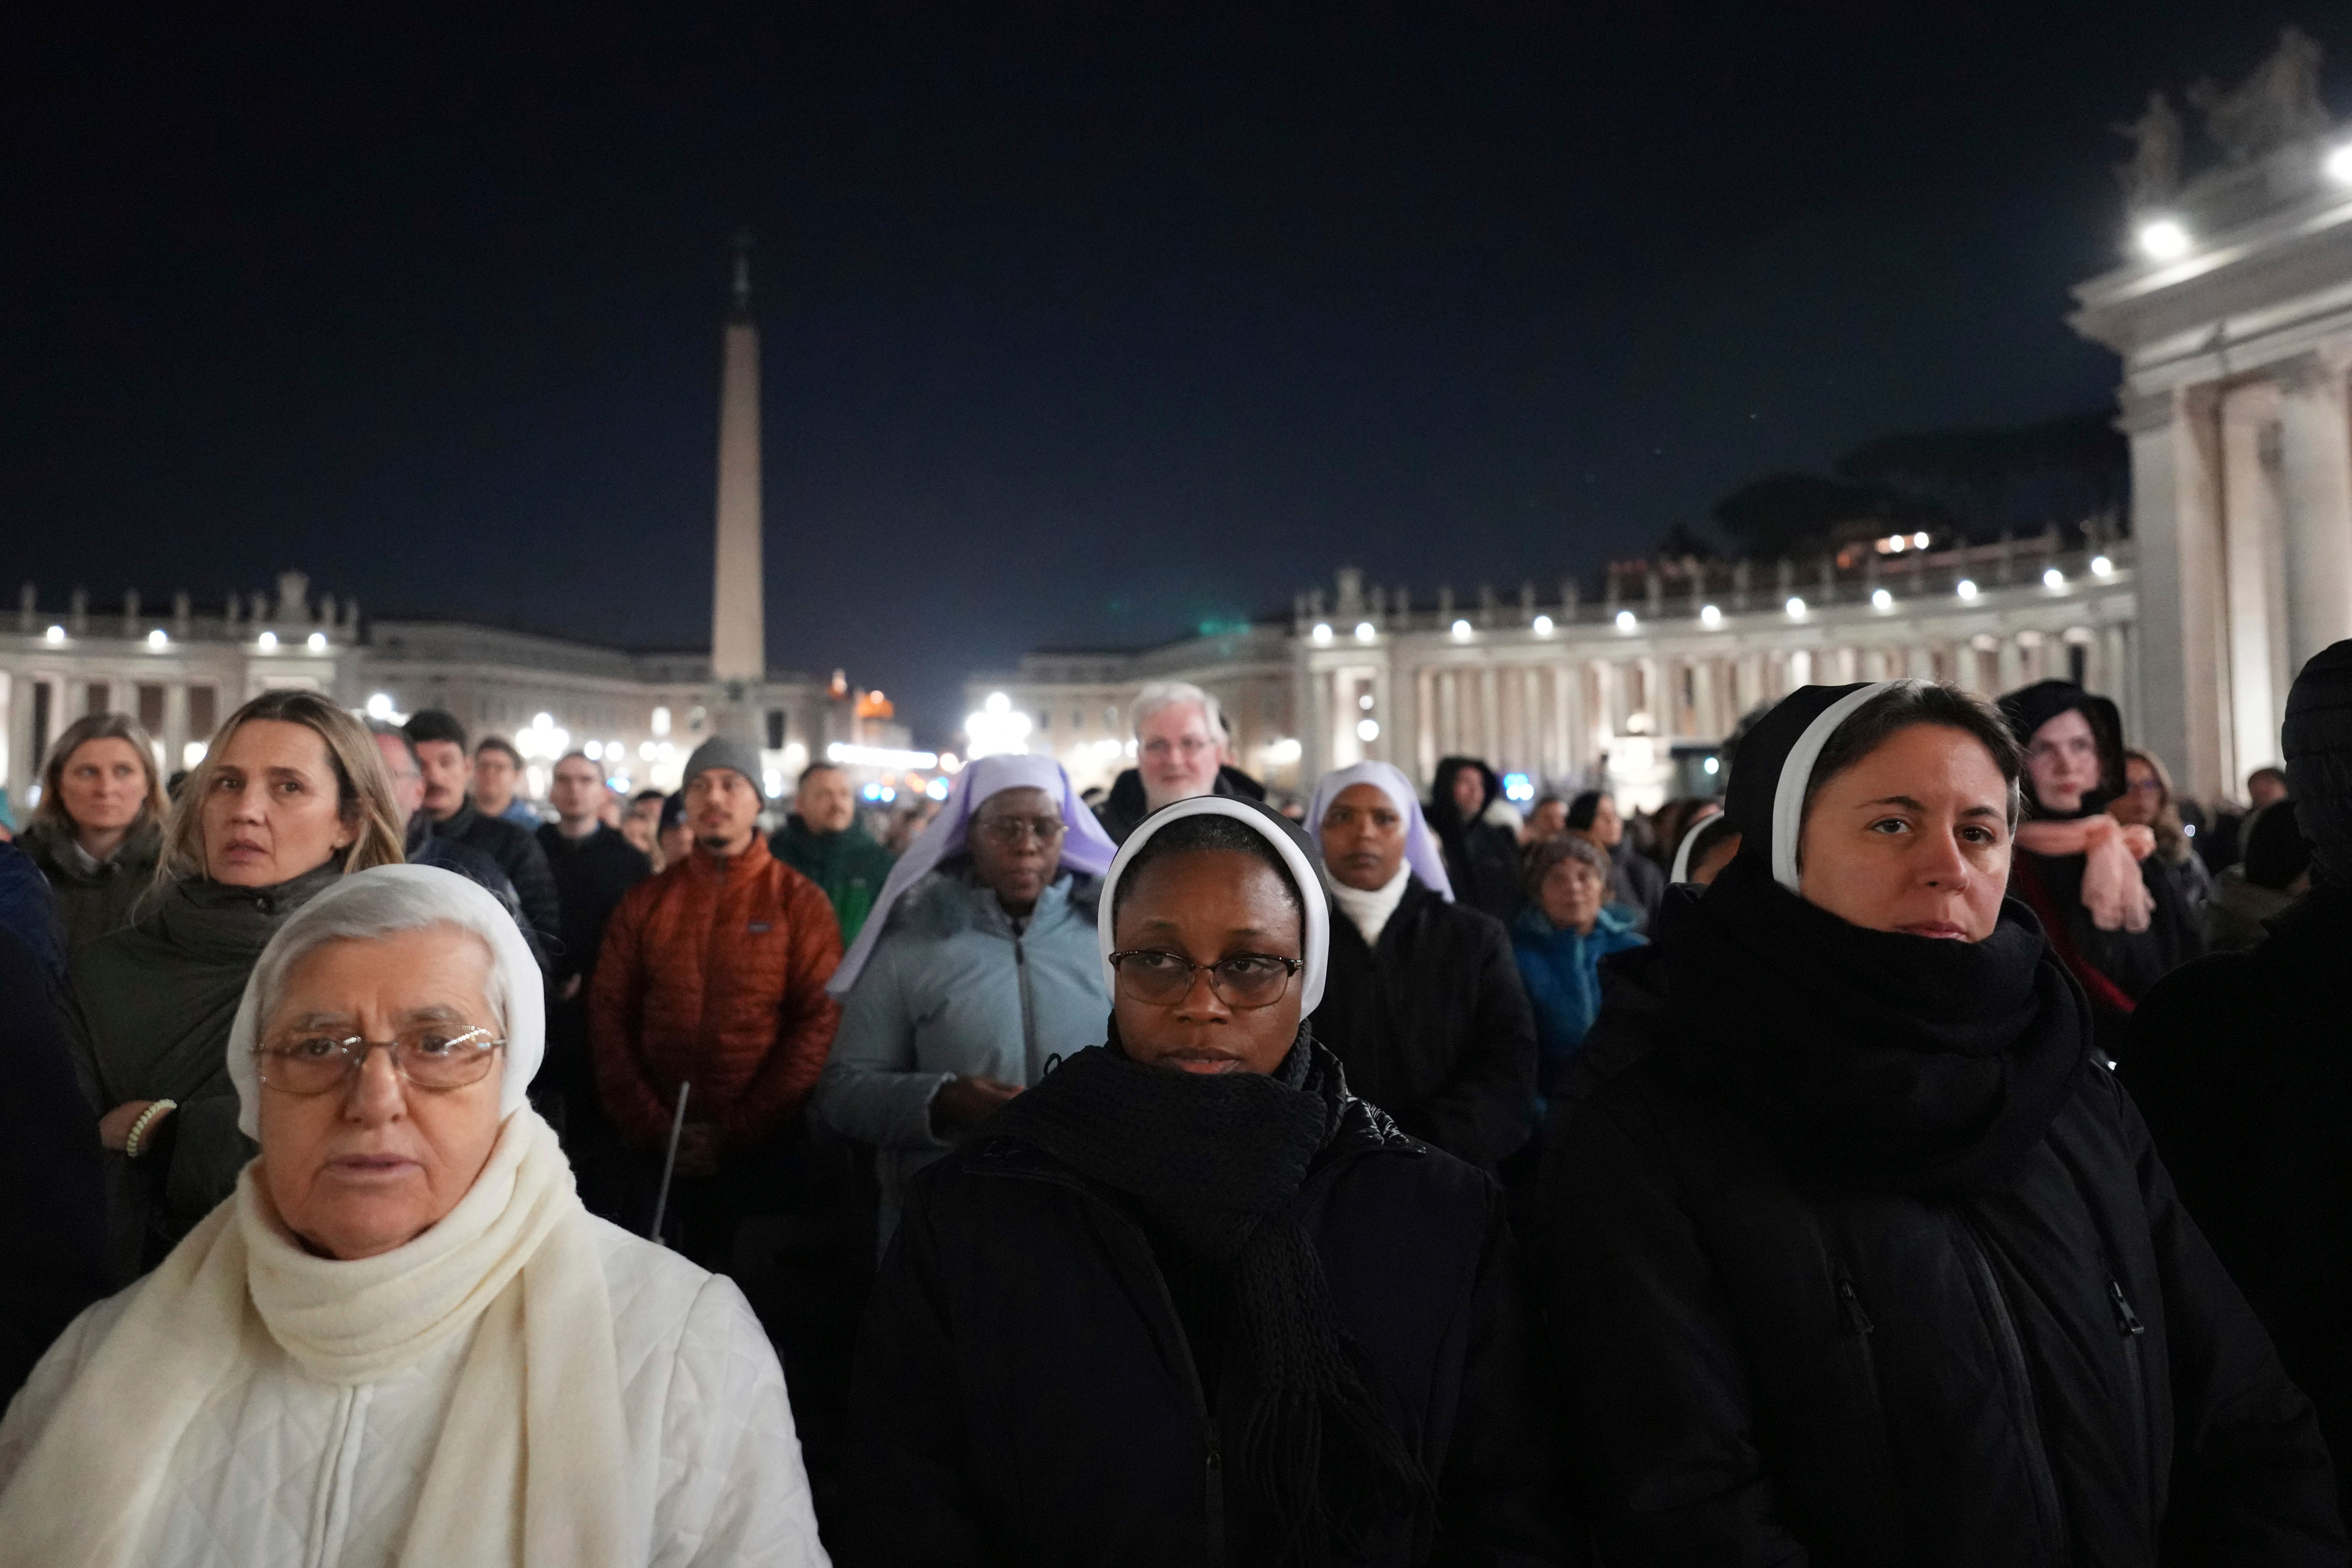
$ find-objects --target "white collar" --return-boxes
[1324,861,1411,947]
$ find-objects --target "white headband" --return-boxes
[1769,682,1895,893]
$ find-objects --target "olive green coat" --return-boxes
[21,818,163,955]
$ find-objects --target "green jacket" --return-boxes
[62,863,342,1282]
[770,815,896,944]
[21,818,163,955]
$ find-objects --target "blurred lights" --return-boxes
[1532,614,1553,635]
[1312,622,1333,645]
[1502,771,1535,803]
[2137,218,2190,261]
[1353,621,1375,642]
[828,742,941,769]
[1956,578,1980,601]
[44,624,65,644]
[2328,143,2352,184]
[1872,588,1895,612]
[1699,604,1722,629]
[1784,596,1806,619]
[1615,610,1637,633]
[1356,718,1380,741]
[1450,619,1472,640]
[1703,755,1721,776]
[307,631,328,652]
[146,628,168,650]
[257,630,279,651]
[2044,567,2066,590]
[2091,554,2115,577]
[183,741,209,769]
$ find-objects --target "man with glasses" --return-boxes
[1092,680,1269,843]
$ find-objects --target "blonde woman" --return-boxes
[22,713,168,952]
[60,689,406,1282]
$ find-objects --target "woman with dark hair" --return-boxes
[1425,756,1526,925]
[1999,680,2201,1060]
[1541,679,2338,1564]
[61,689,408,1282]
[842,795,1563,1566]
[22,713,169,953]
[1564,790,1666,931]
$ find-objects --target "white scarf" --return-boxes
[1325,861,1412,947]
[0,1110,633,1568]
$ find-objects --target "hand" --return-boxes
[99,1099,163,1151]
[930,1076,1022,1136]
[671,1122,721,1178]
[2117,823,2157,861]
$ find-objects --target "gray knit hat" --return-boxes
[681,736,768,800]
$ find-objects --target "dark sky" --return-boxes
[7,8,2345,742]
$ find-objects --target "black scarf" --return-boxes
[1665,855,2089,1198]
[985,1026,1432,1563]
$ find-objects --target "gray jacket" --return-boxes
[813,868,1108,1245]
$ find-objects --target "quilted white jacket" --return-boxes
[0,1216,829,1567]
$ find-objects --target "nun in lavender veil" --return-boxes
[811,754,1119,1244]
[1303,762,1539,1170]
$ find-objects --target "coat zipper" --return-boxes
[2109,1277,2155,1544]
[1958,1216,2070,1565]
[1012,926,1039,1073]
[1836,1272,1875,1336]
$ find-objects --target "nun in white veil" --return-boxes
[1302,761,1540,1170]
[813,754,1118,1246]
[0,864,825,1568]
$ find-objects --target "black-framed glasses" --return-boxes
[1107,949,1302,1009]
[977,814,1066,847]
[256,1026,506,1095]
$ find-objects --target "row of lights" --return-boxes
[1320,554,2122,646]
[41,625,330,653]
[2138,142,2352,261]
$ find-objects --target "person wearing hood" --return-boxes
[61,691,410,1284]
[1092,680,1268,843]
[840,795,1566,1566]
[0,864,825,1565]
[1564,790,1666,932]
[1997,679,2202,1061]
[2128,639,2352,1530]
[1427,756,1526,925]
[771,760,897,944]
[1305,762,1538,1171]
[1539,678,2339,1564]
[21,713,169,955]
[814,755,1116,1246]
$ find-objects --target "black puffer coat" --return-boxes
[1315,878,1537,1169]
[2127,884,2352,1532]
[426,799,562,960]
[842,1068,1567,1566]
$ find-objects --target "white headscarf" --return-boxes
[0,862,635,1568]
[828,754,1118,997]
[1304,760,1455,900]
[225,863,547,1139]
[1095,795,1331,1016]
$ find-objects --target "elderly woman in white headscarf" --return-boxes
[813,755,1118,1247]
[1302,761,1538,1171]
[838,795,1564,1564]
[0,864,827,1568]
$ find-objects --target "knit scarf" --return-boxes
[2015,814,2156,933]
[1665,856,2089,1198]
[1324,862,1411,947]
[985,1028,1433,1563]
[0,1109,633,1568]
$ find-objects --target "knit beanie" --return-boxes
[2282,639,2352,887]
[681,736,767,801]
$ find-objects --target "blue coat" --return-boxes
[1511,905,1645,1089]
[813,868,1109,1244]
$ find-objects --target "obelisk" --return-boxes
[710,232,765,726]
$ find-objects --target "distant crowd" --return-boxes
[0,649,2348,1566]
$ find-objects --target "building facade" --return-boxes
[2071,33,2352,803]
[971,536,2138,810]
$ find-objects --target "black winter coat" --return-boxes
[1542,1036,2343,1566]
[536,821,652,985]
[843,1093,1569,1566]
[1317,879,1537,1168]
[2127,884,2352,1531]
[428,799,562,960]
[0,927,108,1400]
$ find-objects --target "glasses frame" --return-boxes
[1106,949,1304,1010]
[255,1027,508,1096]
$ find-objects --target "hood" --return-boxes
[2284,638,2352,888]
[1999,679,2126,818]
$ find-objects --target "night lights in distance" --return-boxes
[2137,218,2190,261]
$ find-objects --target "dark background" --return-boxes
[6,7,2345,743]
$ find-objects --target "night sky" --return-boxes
[7,8,2345,742]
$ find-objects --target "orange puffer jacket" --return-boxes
[590,834,844,1149]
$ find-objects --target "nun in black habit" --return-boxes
[841,795,1566,1567]
[1538,679,2338,1566]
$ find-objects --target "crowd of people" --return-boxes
[0,651,2346,1565]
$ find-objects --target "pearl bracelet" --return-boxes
[124,1098,177,1161]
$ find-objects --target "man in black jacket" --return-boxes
[537,750,653,997]
[404,708,561,961]
[1309,762,1536,1169]
[2129,639,2352,1530]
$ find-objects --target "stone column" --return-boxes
[2276,353,2352,687]
[1437,670,1459,759]
[1415,666,1437,784]
[2122,386,2232,801]
[2219,380,2290,774]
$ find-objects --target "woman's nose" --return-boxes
[342,1045,408,1121]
